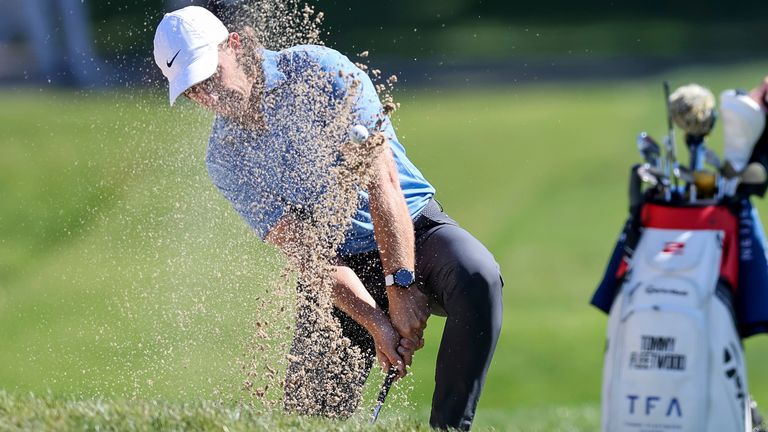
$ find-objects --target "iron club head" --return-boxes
[637,132,661,166]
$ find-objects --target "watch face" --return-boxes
[394,269,415,287]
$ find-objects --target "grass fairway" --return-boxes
[2,61,768,430]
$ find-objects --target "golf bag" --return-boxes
[600,203,751,432]
[595,83,768,432]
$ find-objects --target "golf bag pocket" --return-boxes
[601,228,748,432]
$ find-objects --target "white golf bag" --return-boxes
[601,225,751,432]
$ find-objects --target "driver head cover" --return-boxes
[669,83,716,137]
[721,89,766,172]
[153,6,229,105]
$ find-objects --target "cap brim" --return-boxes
[168,48,219,105]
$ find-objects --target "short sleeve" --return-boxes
[319,51,384,131]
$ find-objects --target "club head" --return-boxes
[741,162,768,185]
[722,160,740,179]
[669,83,717,138]
[637,132,661,164]
[692,170,717,196]
[636,164,659,186]
[674,165,694,183]
[721,89,766,175]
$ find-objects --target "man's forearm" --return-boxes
[331,265,410,375]
[267,217,394,337]
[367,144,428,348]
[330,265,389,332]
[367,147,415,274]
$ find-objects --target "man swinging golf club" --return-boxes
[153,6,503,430]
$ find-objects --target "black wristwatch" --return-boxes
[385,268,416,289]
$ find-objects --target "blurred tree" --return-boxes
[0,0,103,85]
[65,0,768,70]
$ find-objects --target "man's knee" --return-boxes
[451,254,503,316]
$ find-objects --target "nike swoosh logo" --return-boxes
[166,50,181,68]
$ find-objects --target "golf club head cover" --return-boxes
[744,109,768,198]
[721,89,766,173]
[669,83,716,138]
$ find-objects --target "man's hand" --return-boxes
[387,286,429,359]
[368,317,410,379]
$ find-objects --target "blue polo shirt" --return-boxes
[205,45,435,255]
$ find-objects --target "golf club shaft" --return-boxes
[369,366,398,424]
[663,81,679,200]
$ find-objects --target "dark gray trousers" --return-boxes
[337,199,504,430]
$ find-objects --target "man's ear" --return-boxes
[227,32,242,50]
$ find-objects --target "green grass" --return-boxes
[2,62,768,430]
[0,391,429,431]
[0,391,603,431]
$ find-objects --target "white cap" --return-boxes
[153,6,229,105]
[720,89,766,172]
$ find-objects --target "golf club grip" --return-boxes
[377,367,397,403]
[369,367,397,423]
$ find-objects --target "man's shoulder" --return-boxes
[281,44,342,59]
[279,45,354,72]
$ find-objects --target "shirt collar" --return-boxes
[261,48,285,91]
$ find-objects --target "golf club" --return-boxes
[636,164,660,186]
[741,162,768,185]
[637,132,662,168]
[370,366,398,424]
[721,162,768,198]
[721,89,766,173]
[663,81,680,201]
[693,170,717,198]
[668,83,717,202]
[704,147,722,171]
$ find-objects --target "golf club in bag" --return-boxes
[592,82,768,432]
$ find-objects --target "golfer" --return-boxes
[153,6,503,430]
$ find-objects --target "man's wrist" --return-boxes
[366,307,390,330]
[384,268,416,289]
